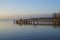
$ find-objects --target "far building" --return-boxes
[53,13,60,25]
[53,13,60,19]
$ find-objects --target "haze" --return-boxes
[0,0,60,19]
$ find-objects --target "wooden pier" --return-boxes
[16,18,60,25]
[16,13,60,25]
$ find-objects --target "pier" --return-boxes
[16,13,60,25]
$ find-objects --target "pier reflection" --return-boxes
[15,23,60,29]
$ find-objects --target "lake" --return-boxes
[0,21,60,40]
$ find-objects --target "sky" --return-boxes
[0,0,60,19]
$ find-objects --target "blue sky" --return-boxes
[0,0,60,19]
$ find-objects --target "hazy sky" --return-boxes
[0,0,60,19]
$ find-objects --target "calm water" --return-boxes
[0,21,60,40]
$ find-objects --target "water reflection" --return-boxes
[0,21,60,40]
[16,23,60,29]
